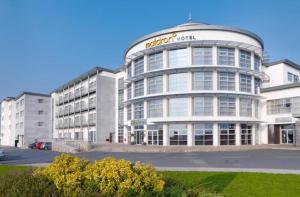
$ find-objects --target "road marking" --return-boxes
[222,156,249,159]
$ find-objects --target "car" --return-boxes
[28,142,37,149]
[41,142,52,150]
[35,142,43,150]
[0,149,6,160]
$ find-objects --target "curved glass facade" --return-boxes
[122,23,264,146]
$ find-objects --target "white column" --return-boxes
[187,123,193,146]
[236,123,241,146]
[163,50,168,68]
[163,124,169,146]
[213,123,219,146]
[144,100,147,119]
[212,46,218,65]
[251,75,255,95]
[236,96,240,117]
[252,99,255,118]
[252,124,256,145]
[251,52,255,70]
[188,47,193,65]
[163,74,168,93]
[235,72,240,92]
[144,78,148,96]
[124,126,129,144]
[213,96,218,117]
[235,48,239,68]
[144,55,148,73]
[188,97,193,117]
[143,124,148,144]
[163,98,168,118]
[131,61,134,77]
[188,71,193,91]
[213,70,218,91]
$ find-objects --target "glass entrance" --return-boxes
[134,125,144,145]
[281,124,295,144]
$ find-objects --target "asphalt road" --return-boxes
[1,147,300,171]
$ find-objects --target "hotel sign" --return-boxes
[145,32,197,48]
[131,119,147,126]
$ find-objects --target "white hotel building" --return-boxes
[2,21,300,148]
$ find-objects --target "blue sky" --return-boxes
[0,0,299,100]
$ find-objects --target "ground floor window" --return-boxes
[241,124,252,145]
[134,125,144,145]
[118,126,124,143]
[281,124,295,144]
[219,123,235,145]
[88,131,95,143]
[194,123,213,145]
[74,131,83,140]
[148,125,163,146]
[169,124,188,145]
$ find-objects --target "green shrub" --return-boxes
[0,171,59,197]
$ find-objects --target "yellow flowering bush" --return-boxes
[33,154,89,195]
[34,154,165,196]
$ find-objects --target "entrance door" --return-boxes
[135,130,143,145]
[281,124,295,144]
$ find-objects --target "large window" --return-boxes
[127,85,132,100]
[218,72,235,91]
[288,72,299,82]
[219,123,235,145]
[240,98,252,117]
[267,98,291,114]
[148,99,163,118]
[148,75,163,94]
[127,64,132,78]
[169,124,188,145]
[147,125,163,145]
[254,100,259,118]
[218,47,235,66]
[193,71,213,90]
[193,47,212,65]
[218,97,236,116]
[193,97,213,116]
[134,102,144,119]
[134,80,144,97]
[254,55,260,71]
[194,123,213,145]
[127,105,131,121]
[168,48,188,68]
[241,124,252,145]
[168,73,188,92]
[169,98,189,117]
[254,78,261,94]
[239,50,251,69]
[148,52,163,71]
[240,74,252,93]
[134,57,144,76]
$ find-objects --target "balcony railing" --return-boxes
[89,84,96,93]
[89,119,96,126]
[89,102,96,109]
[81,88,88,96]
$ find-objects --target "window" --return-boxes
[239,50,251,69]
[219,123,235,145]
[148,52,163,71]
[147,125,163,145]
[193,47,212,65]
[20,110,24,117]
[254,55,260,71]
[127,64,132,78]
[148,75,163,94]
[218,72,235,91]
[148,99,163,118]
[218,97,236,116]
[118,108,124,124]
[168,73,188,92]
[134,57,144,76]
[38,110,44,115]
[127,85,132,100]
[169,124,188,145]
[127,105,132,121]
[38,98,44,103]
[254,100,259,118]
[254,78,261,94]
[168,48,188,68]
[267,98,292,114]
[194,123,213,145]
[20,99,24,106]
[118,126,124,143]
[193,97,213,116]
[288,72,293,82]
[169,98,189,117]
[193,71,213,90]
[241,124,252,145]
[134,102,144,119]
[16,113,19,119]
[37,122,43,126]
[218,47,235,66]
[294,75,299,82]
[240,74,252,93]
[20,122,23,128]
[134,80,144,97]
[240,98,252,117]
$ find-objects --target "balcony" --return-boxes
[74,91,80,99]
[74,121,81,127]
[75,107,80,113]
[89,119,96,126]
[81,120,88,126]
[81,103,88,111]
[89,102,96,109]
[81,88,88,96]
[89,84,96,93]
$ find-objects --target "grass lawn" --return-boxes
[0,165,31,176]
[162,171,300,197]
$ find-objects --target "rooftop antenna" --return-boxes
[188,11,192,23]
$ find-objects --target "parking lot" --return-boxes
[1,147,300,173]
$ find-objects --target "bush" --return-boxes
[0,171,59,197]
[34,154,165,197]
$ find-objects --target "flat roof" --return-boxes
[52,66,116,93]
[124,22,264,58]
[15,91,50,100]
[261,82,300,93]
[264,59,300,70]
